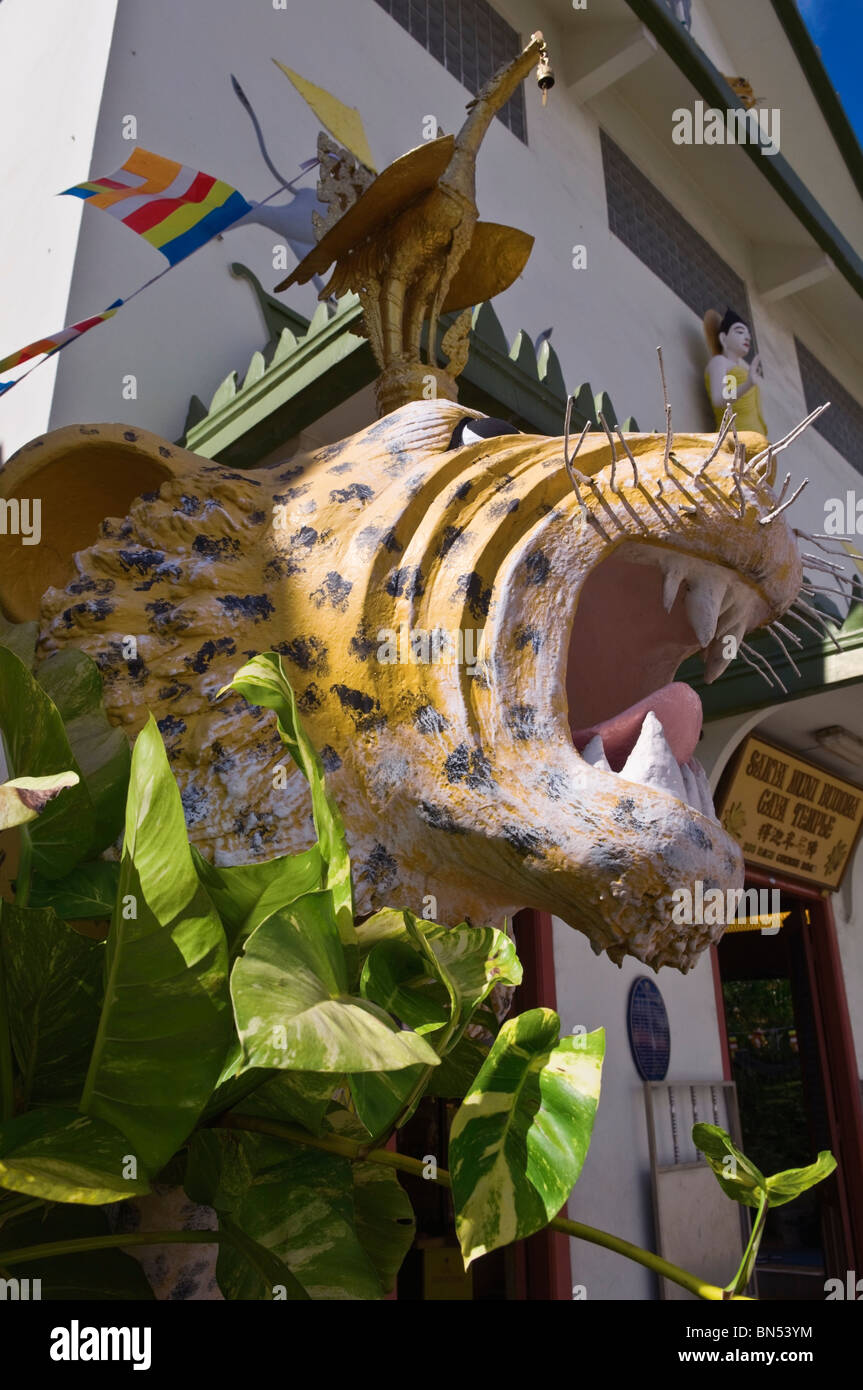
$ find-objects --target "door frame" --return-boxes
[717,866,863,1270]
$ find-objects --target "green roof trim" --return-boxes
[622,0,863,304]
[178,263,638,465]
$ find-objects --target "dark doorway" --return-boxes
[717,890,851,1298]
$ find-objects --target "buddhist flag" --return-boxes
[62,148,252,266]
[273,61,376,171]
[0,300,123,384]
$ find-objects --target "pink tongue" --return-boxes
[572,682,703,772]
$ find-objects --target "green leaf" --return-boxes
[231,890,439,1073]
[219,653,356,975]
[0,610,38,669]
[217,1136,385,1299]
[35,649,130,856]
[0,645,95,878]
[765,1152,837,1208]
[192,843,323,953]
[426,1033,489,1097]
[217,1214,310,1300]
[349,1066,427,1139]
[692,1124,767,1208]
[360,938,450,1036]
[353,1162,415,1294]
[404,914,522,1048]
[0,1203,155,1299]
[0,1109,150,1204]
[80,716,231,1174]
[29,860,121,919]
[449,1010,604,1265]
[0,772,79,831]
[0,901,104,1106]
[227,1070,336,1136]
[351,920,520,1138]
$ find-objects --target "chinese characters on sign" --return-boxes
[717,736,863,891]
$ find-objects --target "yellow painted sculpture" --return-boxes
[704,308,767,436]
[0,34,826,975]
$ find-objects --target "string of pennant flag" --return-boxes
[0,62,375,397]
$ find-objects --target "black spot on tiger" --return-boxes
[158,446,173,458]
[78,426,99,436]
[157,680,192,702]
[311,572,352,611]
[264,553,302,580]
[385,566,424,599]
[123,431,138,442]
[525,550,551,585]
[327,460,354,474]
[443,743,495,791]
[315,442,345,462]
[455,571,492,619]
[359,843,398,891]
[330,683,386,732]
[413,703,449,734]
[514,625,543,653]
[157,714,186,740]
[273,484,310,501]
[276,635,329,674]
[417,801,466,835]
[438,525,465,558]
[185,637,237,674]
[140,490,160,502]
[330,483,374,505]
[210,740,236,774]
[488,498,520,519]
[501,824,547,859]
[60,598,115,628]
[177,494,202,516]
[349,624,378,661]
[289,525,318,549]
[541,770,568,801]
[320,744,342,772]
[507,704,539,740]
[451,480,473,501]
[119,547,165,574]
[181,784,209,827]
[355,525,402,557]
[218,470,261,486]
[297,683,323,713]
[278,463,305,481]
[685,821,712,852]
[494,473,516,492]
[249,509,267,525]
[67,576,115,596]
[217,594,275,622]
[192,535,240,560]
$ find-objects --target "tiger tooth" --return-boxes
[685,576,726,648]
[680,763,701,814]
[581,735,610,770]
[620,711,686,802]
[688,758,717,822]
[662,560,685,613]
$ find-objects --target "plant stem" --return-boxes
[0,1230,223,1268]
[219,1113,752,1301]
[726,1192,768,1296]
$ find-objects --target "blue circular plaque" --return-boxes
[627,977,670,1081]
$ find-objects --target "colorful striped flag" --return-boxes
[62,148,252,265]
[0,299,123,379]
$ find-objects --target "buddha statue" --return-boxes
[703,307,766,436]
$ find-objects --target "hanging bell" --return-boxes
[536,56,555,106]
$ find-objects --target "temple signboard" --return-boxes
[717,735,863,891]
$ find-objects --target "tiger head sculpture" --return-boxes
[0,395,819,971]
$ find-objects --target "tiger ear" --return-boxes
[0,423,201,622]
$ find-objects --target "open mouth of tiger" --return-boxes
[567,540,771,819]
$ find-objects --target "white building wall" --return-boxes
[0,0,118,459]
